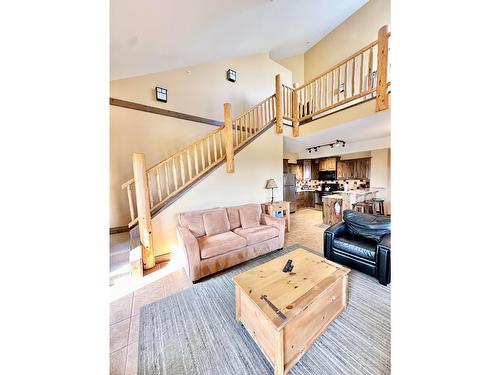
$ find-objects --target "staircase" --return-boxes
[116,25,391,276]
[121,93,277,228]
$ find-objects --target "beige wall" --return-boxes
[370,148,391,214]
[283,151,298,164]
[152,127,283,256]
[110,53,292,227]
[275,54,304,85]
[304,0,390,81]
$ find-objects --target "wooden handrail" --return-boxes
[291,25,390,123]
[110,98,224,127]
[121,126,223,189]
[233,94,275,121]
[296,40,378,90]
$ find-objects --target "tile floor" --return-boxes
[109,208,324,374]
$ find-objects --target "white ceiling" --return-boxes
[284,110,391,155]
[110,0,368,80]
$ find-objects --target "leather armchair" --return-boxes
[324,210,391,285]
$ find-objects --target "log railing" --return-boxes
[122,125,226,229]
[281,84,294,121]
[233,94,276,149]
[293,25,390,125]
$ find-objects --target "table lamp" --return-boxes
[265,179,278,203]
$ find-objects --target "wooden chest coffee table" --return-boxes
[233,248,350,375]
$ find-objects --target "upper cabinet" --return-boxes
[319,157,337,171]
[303,159,312,180]
[337,158,371,179]
[291,161,303,180]
[312,160,319,180]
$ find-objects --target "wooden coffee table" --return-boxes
[233,248,350,375]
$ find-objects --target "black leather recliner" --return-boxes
[324,209,391,285]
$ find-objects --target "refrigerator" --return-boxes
[283,173,297,213]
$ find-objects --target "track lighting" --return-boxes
[305,140,346,153]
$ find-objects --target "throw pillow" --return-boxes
[239,205,261,229]
[202,210,230,236]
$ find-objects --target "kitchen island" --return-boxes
[322,189,379,224]
[335,189,379,211]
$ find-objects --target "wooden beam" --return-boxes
[224,103,234,173]
[132,153,155,270]
[376,25,389,111]
[275,75,283,134]
[292,83,299,137]
[110,98,224,127]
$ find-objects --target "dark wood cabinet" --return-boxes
[312,161,319,180]
[336,158,371,179]
[319,157,337,171]
[297,191,314,209]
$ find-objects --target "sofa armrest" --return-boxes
[325,222,346,240]
[376,233,391,285]
[261,213,285,248]
[378,233,391,251]
[261,213,285,230]
[176,225,201,282]
[323,222,346,259]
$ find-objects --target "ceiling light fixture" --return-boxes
[305,140,346,153]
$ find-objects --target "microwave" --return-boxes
[318,170,336,181]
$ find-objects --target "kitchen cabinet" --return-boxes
[283,159,290,173]
[319,157,337,171]
[337,158,371,179]
[303,160,312,180]
[291,161,303,180]
[297,191,314,209]
[311,162,319,180]
[336,161,345,179]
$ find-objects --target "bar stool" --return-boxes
[352,202,373,214]
[369,198,385,216]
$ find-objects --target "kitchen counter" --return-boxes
[296,188,321,192]
[323,189,379,212]
[329,189,378,195]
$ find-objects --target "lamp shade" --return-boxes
[265,179,278,189]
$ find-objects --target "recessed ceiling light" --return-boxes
[186,70,192,75]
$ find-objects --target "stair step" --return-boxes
[110,232,130,256]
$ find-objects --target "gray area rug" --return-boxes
[138,244,391,374]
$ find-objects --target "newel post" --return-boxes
[292,83,299,137]
[224,103,234,173]
[275,74,283,134]
[376,24,389,111]
[132,153,155,270]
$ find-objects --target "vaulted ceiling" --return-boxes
[110,0,368,80]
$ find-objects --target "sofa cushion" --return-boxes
[203,210,230,236]
[233,225,279,246]
[178,208,225,238]
[333,232,377,261]
[239,204,261,229]
[198,231,247,259]
[226,206,241,230]
[343,209,391,242]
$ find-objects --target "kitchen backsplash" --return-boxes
[297,179,370,191]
